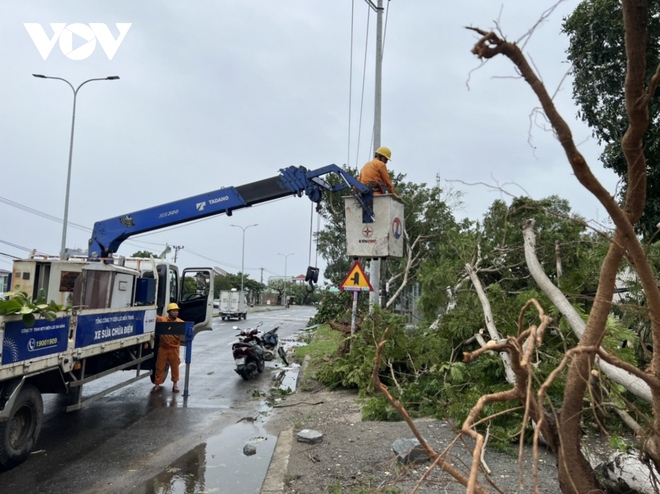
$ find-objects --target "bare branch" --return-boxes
[466,263,516,384]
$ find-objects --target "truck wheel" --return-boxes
[243,313,247,320]
[0,385,43,470]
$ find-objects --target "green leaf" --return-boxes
[43,311,58,322]
[36,288,47,305]
[22,313,36,327]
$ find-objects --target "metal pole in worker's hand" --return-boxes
[183,322,194,398]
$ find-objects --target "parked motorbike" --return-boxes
[261,325,290,366]
[232,322,265,381]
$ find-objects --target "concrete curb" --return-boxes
[260,354,312,493]
[261,428,294,494]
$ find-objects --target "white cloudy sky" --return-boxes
[0,1,618,283]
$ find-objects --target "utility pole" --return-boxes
[278,253,294,307]
[231,224,258,293]
[172,245,184,263]
[260,267,264,285]
[368,0,384,311]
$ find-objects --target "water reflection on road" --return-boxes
[143,421,276,494]
[142,356,302,494]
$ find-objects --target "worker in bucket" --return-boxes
[151,303,183,394]
[358,146,400,198]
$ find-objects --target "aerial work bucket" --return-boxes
[344,195,404,259]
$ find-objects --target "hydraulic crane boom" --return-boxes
[88,164,374,259]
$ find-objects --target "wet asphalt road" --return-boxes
[0,305,316,494]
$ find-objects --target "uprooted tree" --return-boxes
[369,2,660,493]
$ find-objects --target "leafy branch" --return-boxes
[0,288,66,327]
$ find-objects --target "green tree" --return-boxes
[562,0,660,239]
[214,273,265,304]
[131,250,156,258]
[316,167,459,310]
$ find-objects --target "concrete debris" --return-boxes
[392,438,429,465]
[296,429,324,444]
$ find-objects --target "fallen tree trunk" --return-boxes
[522,219,653,403]
[465,263,516,385]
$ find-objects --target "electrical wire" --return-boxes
[347,0,355,167]
[350,1,391,167]
[0,194,167,254]
[0,239,49,257]
[0,172,309,277]
[367,0,390,159]
[354,4,371,168]
[0,195,90,233]
[0,192,260,262]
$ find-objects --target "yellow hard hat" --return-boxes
[375,146,392,160]
[167,302,180,311]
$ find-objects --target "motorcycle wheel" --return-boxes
[239,366,251,381]
[257,358,265,373]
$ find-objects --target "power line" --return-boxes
[354,3,371,168]
[347,0,355,167]
[0,239,48,256]
[0,194,170,254]
[0,195,90,232]
[0,184,306,275]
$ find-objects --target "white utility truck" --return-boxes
[218,289,248,320]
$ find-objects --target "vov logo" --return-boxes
[24,23,131,60]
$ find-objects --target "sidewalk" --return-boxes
[260,359,562,494]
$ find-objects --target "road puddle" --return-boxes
[142,334,307,493]
[143,419,276,494]
[142,365,302,494]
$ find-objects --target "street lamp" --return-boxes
[33,74,120,259]
[231,224,258,293]
[278,252,294,307]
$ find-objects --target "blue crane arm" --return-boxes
[88,164,374,258]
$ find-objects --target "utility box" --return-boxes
[344,195,404,258]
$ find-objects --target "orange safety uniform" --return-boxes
[358,157,395,194]
[154,315,183,385]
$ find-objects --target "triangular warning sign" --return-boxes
[339,261,373,292]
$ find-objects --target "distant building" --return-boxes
[66,248,88,257]
[267,275,307,284]
[0,269,10,294]
[259,292,279,306]
[268,275,294,283]
[213,266,230,277]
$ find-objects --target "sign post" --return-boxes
[338,261,374,348]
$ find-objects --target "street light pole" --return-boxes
[231,224,258,293]
[33,74,120,260]
[278,252,294,307]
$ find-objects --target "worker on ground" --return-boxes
[151,302,183,394]
[358,146,400,199]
